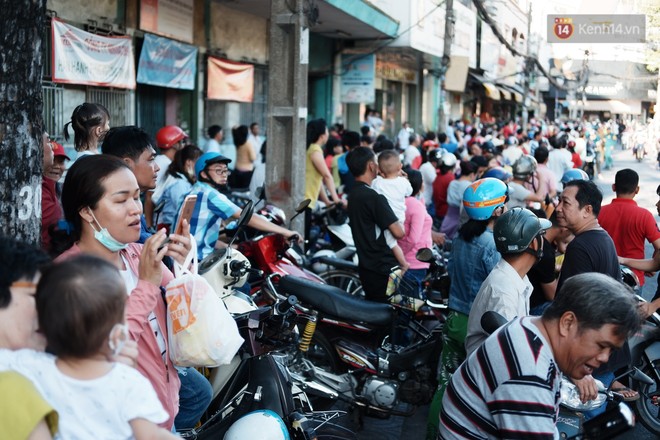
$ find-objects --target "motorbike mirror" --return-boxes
[256,186,266,201]
[296,199,311,213]
[481,311,507,335]
[237,200,254,229]
[416,248,434,263]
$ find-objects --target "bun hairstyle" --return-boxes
[63,103,110,152]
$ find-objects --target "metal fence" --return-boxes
[86,87,131,127]
[42,83,64,141]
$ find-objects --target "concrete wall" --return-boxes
[209,4,268,64]
[48,0,118,25]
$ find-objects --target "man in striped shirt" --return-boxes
[438,273,642,439]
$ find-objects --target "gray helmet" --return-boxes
[494,207,551,255]
[512,155,537,180]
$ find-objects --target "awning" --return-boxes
[498,87,512,101]
[483,82,500,100]
[576,99,642,115]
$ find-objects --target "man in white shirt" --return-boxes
[397,121,412,150]
[547,133,573,191]
[465,208,551,355]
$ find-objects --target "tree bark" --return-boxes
[0,0,45,243]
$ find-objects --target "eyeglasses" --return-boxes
[208,168,231,176]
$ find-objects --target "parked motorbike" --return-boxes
[187,201,355,439]
[268,273,445,420]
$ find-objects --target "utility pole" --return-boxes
[521,2,532,129]
[438,0,454,132]
[266,0,309,234]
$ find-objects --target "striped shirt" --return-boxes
[185,181,240,260]
[439,317,560,440]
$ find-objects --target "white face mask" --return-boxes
[88,211,128,252]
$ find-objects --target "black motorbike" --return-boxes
[266,273,445,420]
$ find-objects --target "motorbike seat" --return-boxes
[278,275,393,326]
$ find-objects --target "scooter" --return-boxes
[270,273,445,419]
[186,201,355,439]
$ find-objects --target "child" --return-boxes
[63,102,110,157]
[0,255,176,440]
[371,149,412,272]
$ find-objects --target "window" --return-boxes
[86,87,132,127]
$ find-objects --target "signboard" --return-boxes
[140,0,194,44]
[340,54,375,103]
[51,18,135,89]
[376,60,417,84]
[137,33,197,90]
[207,57,254,102]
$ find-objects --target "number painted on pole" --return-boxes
[17,185,35,221]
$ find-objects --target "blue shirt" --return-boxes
[447,228,500,315]
[443,142,458,154]
[156,176,193,227]
[184,181,240,260]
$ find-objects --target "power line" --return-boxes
[471,0,589,93]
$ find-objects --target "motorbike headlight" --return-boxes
[559,376,607,411]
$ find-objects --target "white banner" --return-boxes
[51,18,136,89]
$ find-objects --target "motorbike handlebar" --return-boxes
[275,295,298,315]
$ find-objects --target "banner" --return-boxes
[140,0,194,44]
[340,54,375,104]
[51,18,135,89]
[137,34,197,90]
[207,57,254,102]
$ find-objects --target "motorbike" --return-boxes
[582,144,597,180]
[184,201,355,439]
[266,272,445,420]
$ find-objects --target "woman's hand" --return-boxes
[109,339,139,368]
[166,219,192,266]
[138,229,168,286]
[285,230,303,245]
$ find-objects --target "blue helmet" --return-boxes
[462,177,509,221]
[194,152,231,179]
[561,168,589,184]
[482,166,512,182]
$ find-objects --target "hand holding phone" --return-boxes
[173,195,197,236]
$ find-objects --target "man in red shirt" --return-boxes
[432,152,457,227]
[599,169,660,290]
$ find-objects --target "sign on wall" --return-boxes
[140,0,194,44]
[340,54,376,104]
[51,18,135,89]
[207,57,254,102]
[137,34,197,90]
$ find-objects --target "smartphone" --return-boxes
[173,195,197,236]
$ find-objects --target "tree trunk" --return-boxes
[0,0,45,243]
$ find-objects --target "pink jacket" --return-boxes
[399,197,432,270]
[56,243,180,429]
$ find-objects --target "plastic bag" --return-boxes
[165,237,244,367]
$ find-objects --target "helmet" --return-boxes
[482,166,512,182]
[512,155,537,180]
[311,249,337,273]
[494,207,551,255]
[156,125,188,149]
[224,410,290,440]
[560,169,589,184]
[195,152,232,178]
[620,265,640,291]
[427,149,443,162]
[462,177,509,221]
[258,205,286,226]
[440,152,457,168]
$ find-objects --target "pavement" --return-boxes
[344,147,660,439]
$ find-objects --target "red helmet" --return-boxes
[156,125,188,149]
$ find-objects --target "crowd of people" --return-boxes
[3,100,659,439]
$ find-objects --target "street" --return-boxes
[352,147,660,439]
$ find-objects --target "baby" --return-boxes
[371,149,413,272]
[0,255,177,440]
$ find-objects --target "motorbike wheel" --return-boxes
[633,363,660,436]
[305,330,343,374]
[319,269,364,299]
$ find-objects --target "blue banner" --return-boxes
[340,53,375,104]
[137,33,197,90]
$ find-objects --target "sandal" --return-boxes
[611,386,640,402]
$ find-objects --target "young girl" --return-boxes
[63,103,110,156]
[0,255,177,439]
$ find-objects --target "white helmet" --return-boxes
[311,249,337,273]
[224,410,290,440]
[441,152,457,168]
